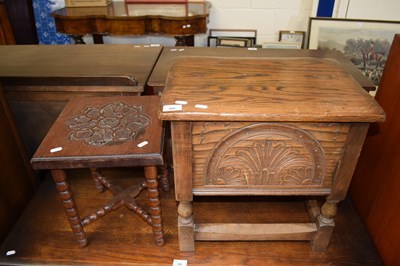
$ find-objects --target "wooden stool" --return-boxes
[31,95,167,247]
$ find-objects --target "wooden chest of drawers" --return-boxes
[159,56,385,252]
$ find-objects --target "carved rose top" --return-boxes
[65,102,151,146]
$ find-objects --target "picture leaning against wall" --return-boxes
[308,17,400,86]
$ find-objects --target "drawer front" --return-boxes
[192,122,350,195]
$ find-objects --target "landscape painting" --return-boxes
[308,18,400,86]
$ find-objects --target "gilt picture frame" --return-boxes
[307,17,400,86]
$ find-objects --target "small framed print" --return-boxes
[279,31,305,48]
[217,37,253,48]
[208,29,257,47]
[262,42,301,49]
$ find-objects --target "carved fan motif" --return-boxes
[66,102,151,146]
[205,123,325,186]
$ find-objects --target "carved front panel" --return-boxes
[192,122,350,194]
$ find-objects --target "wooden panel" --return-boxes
[2,0,37,44]
[0,0,15,45]
[195,223,317,241]
[30,96,164,170]
[192,122,350,195]
[0,83,36,243]
[0,44,161,84]
[159,57,385,122]
[171,121,193,202]
[148,48,376,93]
[51,2,209,36]
[350,34,400,266]
[0,44,162,157]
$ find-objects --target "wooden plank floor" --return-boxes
[0,168,381,265]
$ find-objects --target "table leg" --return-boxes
[311,200,336,252]
[174,35,194,46]
[144,166,165,246]
[71,35,85,44]
[89,168,105,192]
[51,169,87,247]
[158,164,170,192]
[171,121,194,250]
[177,201,194,251]
[92,34,104,44]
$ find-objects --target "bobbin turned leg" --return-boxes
[144,166,165,246]
[51,169,87,247]
[158,163,170,192]
[311,200,337,252]
[89,168,105,192]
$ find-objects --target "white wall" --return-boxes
[93,0,314,46]
[334,0,400,20]
[84,0,400,46]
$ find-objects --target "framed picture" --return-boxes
[125,0,187,3]
[208,29,257,47]
[217,37,254,48]
[263,42,301,49]
[125,2,187,16]
[279,31,305,48]
[308,17,400,86]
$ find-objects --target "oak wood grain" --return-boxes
[148,48,376,93]
[159,57,385,122]
[171,121,193,202]
[31,96,164,170]
[191,122,349,195]
[195,223,317,241]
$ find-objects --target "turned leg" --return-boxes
[89,168,105,192]
[177,201,194,251]
[51,169,87,247]
[311,200,337,252]
[144,166,165,247]
[158,164,170,192]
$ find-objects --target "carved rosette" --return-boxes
[65,102,151,146]
[205,123,325,187]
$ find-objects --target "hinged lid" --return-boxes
[159,56,385,122]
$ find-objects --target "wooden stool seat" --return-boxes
[31,95,167,247]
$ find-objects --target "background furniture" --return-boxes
[147,47,376,94]
[0,44,162,159]
[1,0,37,44]
[0,84,36,243]
[0,0,14,44]
[31,95,166,247]
[350,34,400,265]
[159,55,384,251]
[51,1,210,45]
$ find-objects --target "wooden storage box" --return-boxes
[159,55,385,252]
[65,0,112,7]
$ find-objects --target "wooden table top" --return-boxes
[0,44,162,91]
[54,1,210,18]
[159,56,385,123]
[31,95,164,169]
[51,2,210,40]
[148,47,376,92]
